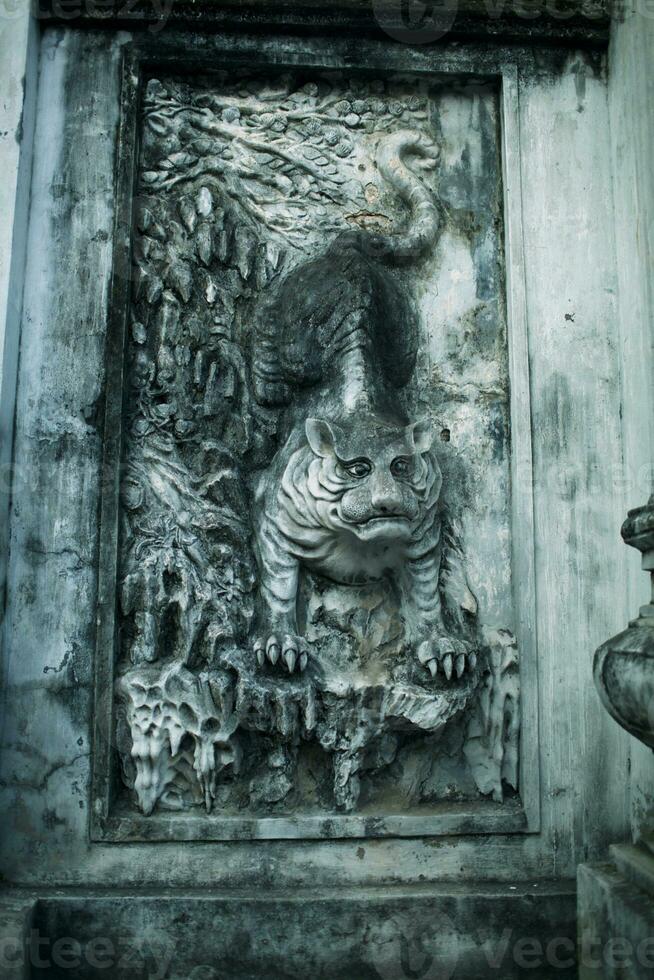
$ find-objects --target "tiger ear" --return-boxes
[410,418,433,454]
[306,418,337,458]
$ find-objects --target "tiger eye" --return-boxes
[346,460,372,479]
[391,457,410,477]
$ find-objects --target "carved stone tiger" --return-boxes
[251,130,478,680]
[253,411,476,679]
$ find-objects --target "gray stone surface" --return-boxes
[0,892,35,980]
[0,24,633,888]
[578,848,654,980]
[0,15,648,978]
[4,881,576,979]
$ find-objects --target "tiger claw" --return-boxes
[415,636,479,682]
[254,632,309,674]
[417,641,433,666]
[282,635,299,673]
[266,635,280,666]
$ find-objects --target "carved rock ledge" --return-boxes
[117,626,519,816]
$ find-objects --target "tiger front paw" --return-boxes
[253,632,309,675]
[416,636,477,681]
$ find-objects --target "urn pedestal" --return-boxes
[579,497,654,979]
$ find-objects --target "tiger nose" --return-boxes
[371,479,402,512]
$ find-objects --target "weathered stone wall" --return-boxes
[0,27,635,896]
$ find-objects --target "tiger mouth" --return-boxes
[360,514,410,523]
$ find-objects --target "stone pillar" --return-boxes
[577,0,654,959]
[0,0,38,628]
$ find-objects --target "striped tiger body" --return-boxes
[252,414,476,681]
[250,130,477,681]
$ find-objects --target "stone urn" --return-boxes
[581,494,654,979]
[594,493,654,749]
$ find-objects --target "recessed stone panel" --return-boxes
[94,62,529,839]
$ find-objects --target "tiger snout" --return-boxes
[338,475,419,532]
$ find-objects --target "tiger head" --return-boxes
[304,414,441,542]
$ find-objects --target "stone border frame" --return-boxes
[90,33,540,843]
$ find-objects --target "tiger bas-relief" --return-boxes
[251,130,478,680]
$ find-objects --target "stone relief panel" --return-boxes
[113,69,519,822]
